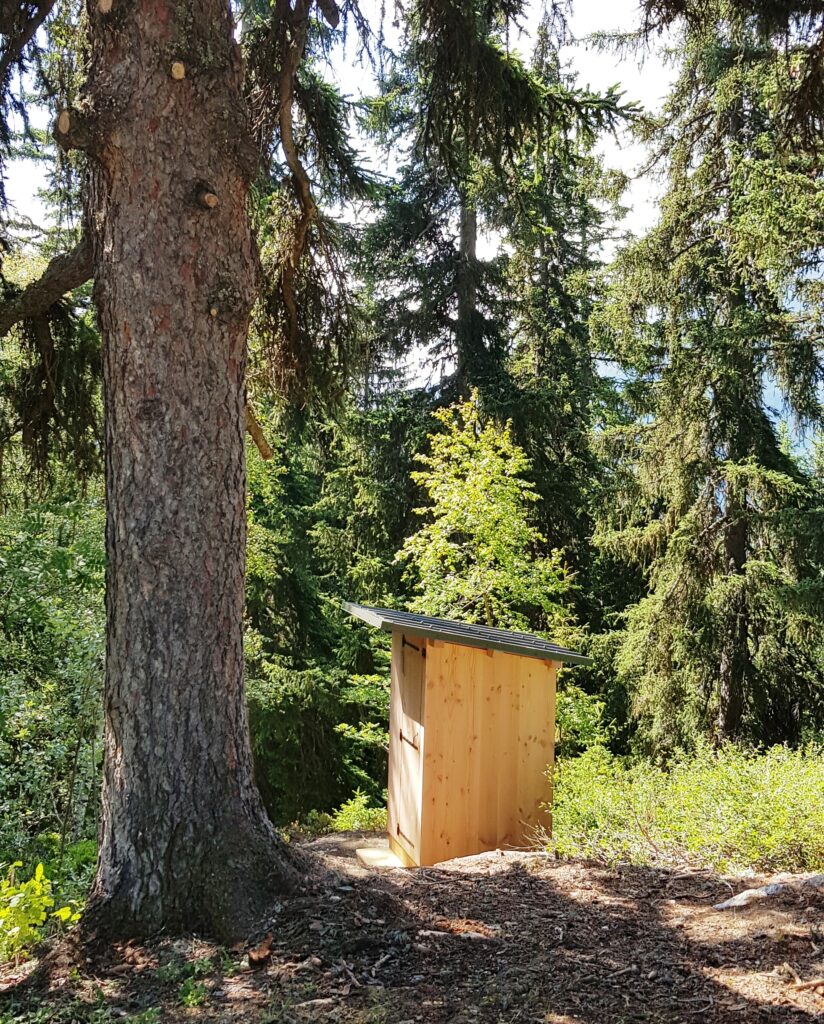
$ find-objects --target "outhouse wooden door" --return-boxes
[388,631,426,865]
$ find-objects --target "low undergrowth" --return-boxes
[0,862,81,963]
[292,790,388,839]
[550,743,824,874]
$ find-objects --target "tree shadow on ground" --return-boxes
[284,850,824,1024]
[1,847,823,1023]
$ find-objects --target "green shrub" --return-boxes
[330,790,387,832]
[550,743,824,873]
[0,863,54,961]
[247,662,388,824]
[0,496,105,866]
[290,810,334,838]
[555,684,609,757]
[178,978,208,1008]
[0,862,79,962]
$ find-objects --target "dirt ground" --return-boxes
[2,833,823,1023]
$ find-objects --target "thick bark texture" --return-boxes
[80,0,298,941]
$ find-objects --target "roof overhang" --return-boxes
[343,601,592,665]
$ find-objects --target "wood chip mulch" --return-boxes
[2,835,823,1023]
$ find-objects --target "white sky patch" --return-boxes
[4,105,50,232]
[6,1,672,241]
[562,0,675,239]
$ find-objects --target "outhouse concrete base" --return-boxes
[354,846,408,870]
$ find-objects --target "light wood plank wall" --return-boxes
[387,632,557,867]
[387,631,426,866]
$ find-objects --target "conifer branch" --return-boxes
[0,235,93,337]
[0,238,272,456]
[0,0,55,87]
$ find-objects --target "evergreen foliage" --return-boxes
[0,491,104,865]
[0,0,822,895]
[358,6,630,393]
[592,5,824,750]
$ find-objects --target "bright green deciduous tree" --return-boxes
[399,391,575,634]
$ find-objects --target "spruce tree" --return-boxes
[483,24,629,580]
[595,5,824,751]
[359,3,625,394]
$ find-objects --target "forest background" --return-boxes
[1,0,822,946]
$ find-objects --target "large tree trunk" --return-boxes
[78,0,298,941]
[455,201,478,390]
[716,496,748,742]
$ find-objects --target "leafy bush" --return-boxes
[42,836,98,907]
[555,683,609,757]
[247,662,388,824]
[178,978,208,1008]
[0,862,79,962]
[0,495,105,867]
[330,790,387,832]
[288,791,387,839]
[550,743,824,873]
[0,863,54,961]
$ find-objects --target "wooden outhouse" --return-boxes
[343,602,590,867]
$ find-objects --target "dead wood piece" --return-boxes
[247,931,273,967]
[609,965,638,979]
[372,952,392,971]
[245,407,274,460]
[196,187,219,209]
[714,872,824,911]
[782,961,803,984]
[793,977,824,991]
[713,883,787,910]
[682,998,715,1015]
